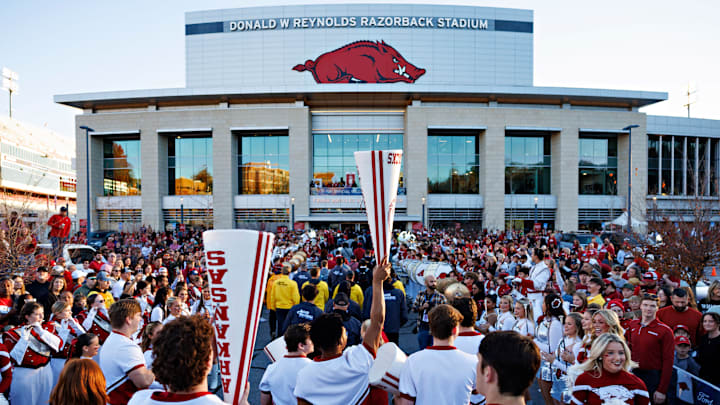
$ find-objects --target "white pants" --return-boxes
[50,357,66,387]
[528,293,543,323]
[10,365,53,405]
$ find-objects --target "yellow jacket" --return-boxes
[270,275,300,310]
[302,280,330,310]
[266,273,281,310]
[333,284,364,308]
[392,279,405,295]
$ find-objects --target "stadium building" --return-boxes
[0,117,77,229]
[55,4,720,232]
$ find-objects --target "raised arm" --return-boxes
[363,257,390,353]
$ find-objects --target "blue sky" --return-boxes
[1,0,718,141]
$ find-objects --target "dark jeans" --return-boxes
[275,308,289,337]
[50,236,66,259]
[634,369,661,401]
[417,323,432,350]
[268,309,277,337]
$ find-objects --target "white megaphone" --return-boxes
[203,230,275,404]
[354,150,403,264]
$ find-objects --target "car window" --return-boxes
[69,248,95,264]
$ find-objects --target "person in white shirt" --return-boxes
[128,315,249,405]
[512,298,535,337]
[452,297,486,405]
[259,324,313,405]
[99,299,155,405]
[111,269,133,300]
[397,304,478,405]
[513,248,550,322]
[541,312,583,404]
[493,296,516,332]
[475,331,541,405]
[293,258,391,405]
[533,293,565,405]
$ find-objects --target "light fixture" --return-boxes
[327,134,332,143]
[376,134,380,142]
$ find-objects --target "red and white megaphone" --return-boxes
[354,150,403,264]
[203,230,275,404]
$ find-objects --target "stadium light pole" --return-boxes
[79,126,94,234]
[534,196,538,225]
[291,197,295,232]
[623,125,639,232]
[180,196,184,226]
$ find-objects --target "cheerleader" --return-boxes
[513,298,536,337]
[535,293,566,405]
[134,280,155,320]
[77,293,111,344]
[3,302,62,405]
[190,285,216,320]
[49,301,85,385]
[492,295,516,331]
[569,333,649,404]
[162,297,185,325]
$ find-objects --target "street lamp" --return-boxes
[534,196,539,226]
[421,197,426,228]
[623,125,640,232]
[180,197,184,226]
[79,125,94,234]
[652,196,657,223]
[291,197,296,231]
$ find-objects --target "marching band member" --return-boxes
[514,248,550,322]
[49,301,85,385]
[77,292,112,344]
[3,302,62,405]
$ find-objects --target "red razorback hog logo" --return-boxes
[293,40,426,83]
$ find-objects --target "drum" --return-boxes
[368,342,407,395]
[263,336,287,362]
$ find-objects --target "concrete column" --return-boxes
[617,123,648,225]
[141,128,165,230]
[552,128,579,232]
[213,127,235,229]
[75,117,104,232]
[288,108,311,222]
[481,125,505,230]
[405,106,428,220]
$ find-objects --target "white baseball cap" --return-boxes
[72,269,87,279]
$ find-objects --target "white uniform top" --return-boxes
[491,311,516,332]
[294,343,375,405]
[100,331,146,405]
[513,318,535,337]
[129,390,224,405]
[112,279,126,299]
[454,331,484,355]
[259,355,311,405]
[398,346,477,405]
[454,332,487,405]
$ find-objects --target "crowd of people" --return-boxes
[0,206,718,404]
[265,227,720,404]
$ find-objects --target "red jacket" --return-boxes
[657,305,703,346]
[47,214,71,238]
[625,318,674,394]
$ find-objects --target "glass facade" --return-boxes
[648,135,659,195]
[168,136,213,195]
[238,133,289,194]
[103,139,141,196]
[312,133,403,188]
[505,135,551,194]
[427,134,479,194]
[578,137,617,195]
[648,135,720,196]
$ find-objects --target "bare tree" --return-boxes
[647,163,720,290]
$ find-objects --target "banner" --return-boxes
[675,366,720,404]
[204,230,275,404]
[354,150,403,264]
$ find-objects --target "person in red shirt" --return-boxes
[657,288,703,346]
[571,332,649,405]
[47,207,72,259]
[625,294,674,404]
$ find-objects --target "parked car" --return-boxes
[36,243,96,271]
[557,232,595,250]
[87,230,114,249]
